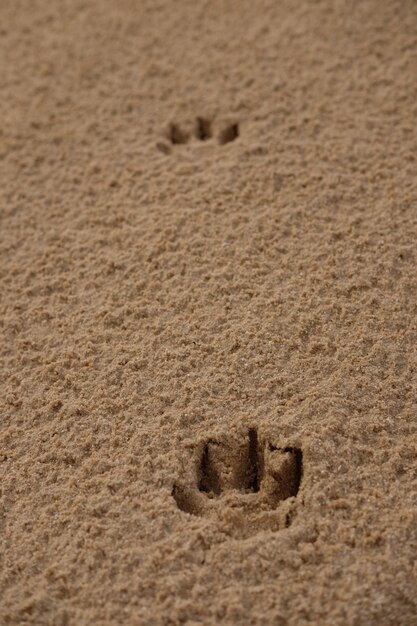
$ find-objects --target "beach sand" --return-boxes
[1,1,416,624]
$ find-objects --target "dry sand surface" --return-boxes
[1,1,417,624]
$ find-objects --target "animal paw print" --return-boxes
[173,428,302,538]
[156,117,239,154]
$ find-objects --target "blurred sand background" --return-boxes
[1,1,416,624]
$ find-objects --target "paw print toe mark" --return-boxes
[219,122,239,145]
[195,117,212,141]
[198,442,221,495]
[168,122,188,145]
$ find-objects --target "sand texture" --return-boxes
[1,0,417,624]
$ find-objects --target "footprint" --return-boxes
[173,428,302,538]
[157,118,239,153]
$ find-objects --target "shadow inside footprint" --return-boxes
[219,123,239,145]
[195,117,212,141]
[168,123,188,145]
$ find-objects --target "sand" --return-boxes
[1,0,416,624]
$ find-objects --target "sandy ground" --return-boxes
[1,1,417,624]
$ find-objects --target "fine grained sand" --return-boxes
[1,1,416,624]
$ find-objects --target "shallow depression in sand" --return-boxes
[173,428,303,538]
